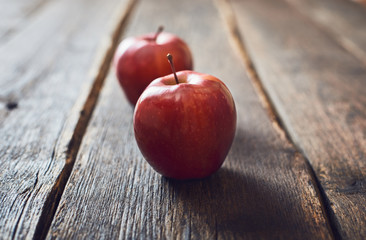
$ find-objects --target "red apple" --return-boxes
[133,54,236,180]
[114,27,193,105]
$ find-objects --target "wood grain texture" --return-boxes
[285,0,366,65]
[0,0,133,238]
[0,0,48,44]
[47,0,332,239]
[230,0,366,238]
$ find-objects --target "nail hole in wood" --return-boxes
[6,102,18,110]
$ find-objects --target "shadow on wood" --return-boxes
[162,128,308,238]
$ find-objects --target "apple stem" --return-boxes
[167,53,179,84]
[153,26,164,41]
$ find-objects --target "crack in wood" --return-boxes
[31,0,138,239]
[302,152,342,240]
[11,191,32,240]
[20,171,39,195]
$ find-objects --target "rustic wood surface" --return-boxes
[285,0,366,65]
[1,0,366,239]
[46,0,333,239]
[0,0,47,44]
[0,0,133,238]
[230,0,366,239]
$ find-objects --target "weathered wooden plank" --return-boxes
[0,0,134,238]
[0,0,48,44]
[47,0,333,239]
[285,0,366,65]
[230,0,366,238]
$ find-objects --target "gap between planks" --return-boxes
[31,0,137,239]
[214,0,339,239]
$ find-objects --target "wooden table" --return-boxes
[1,0,366,239]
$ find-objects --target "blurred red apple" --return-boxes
[133,54,236,180]
[114,27,193,105]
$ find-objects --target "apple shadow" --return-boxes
[160,127,319,239]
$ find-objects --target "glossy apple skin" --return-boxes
[114,32,193,105]
[133,71,236,180]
